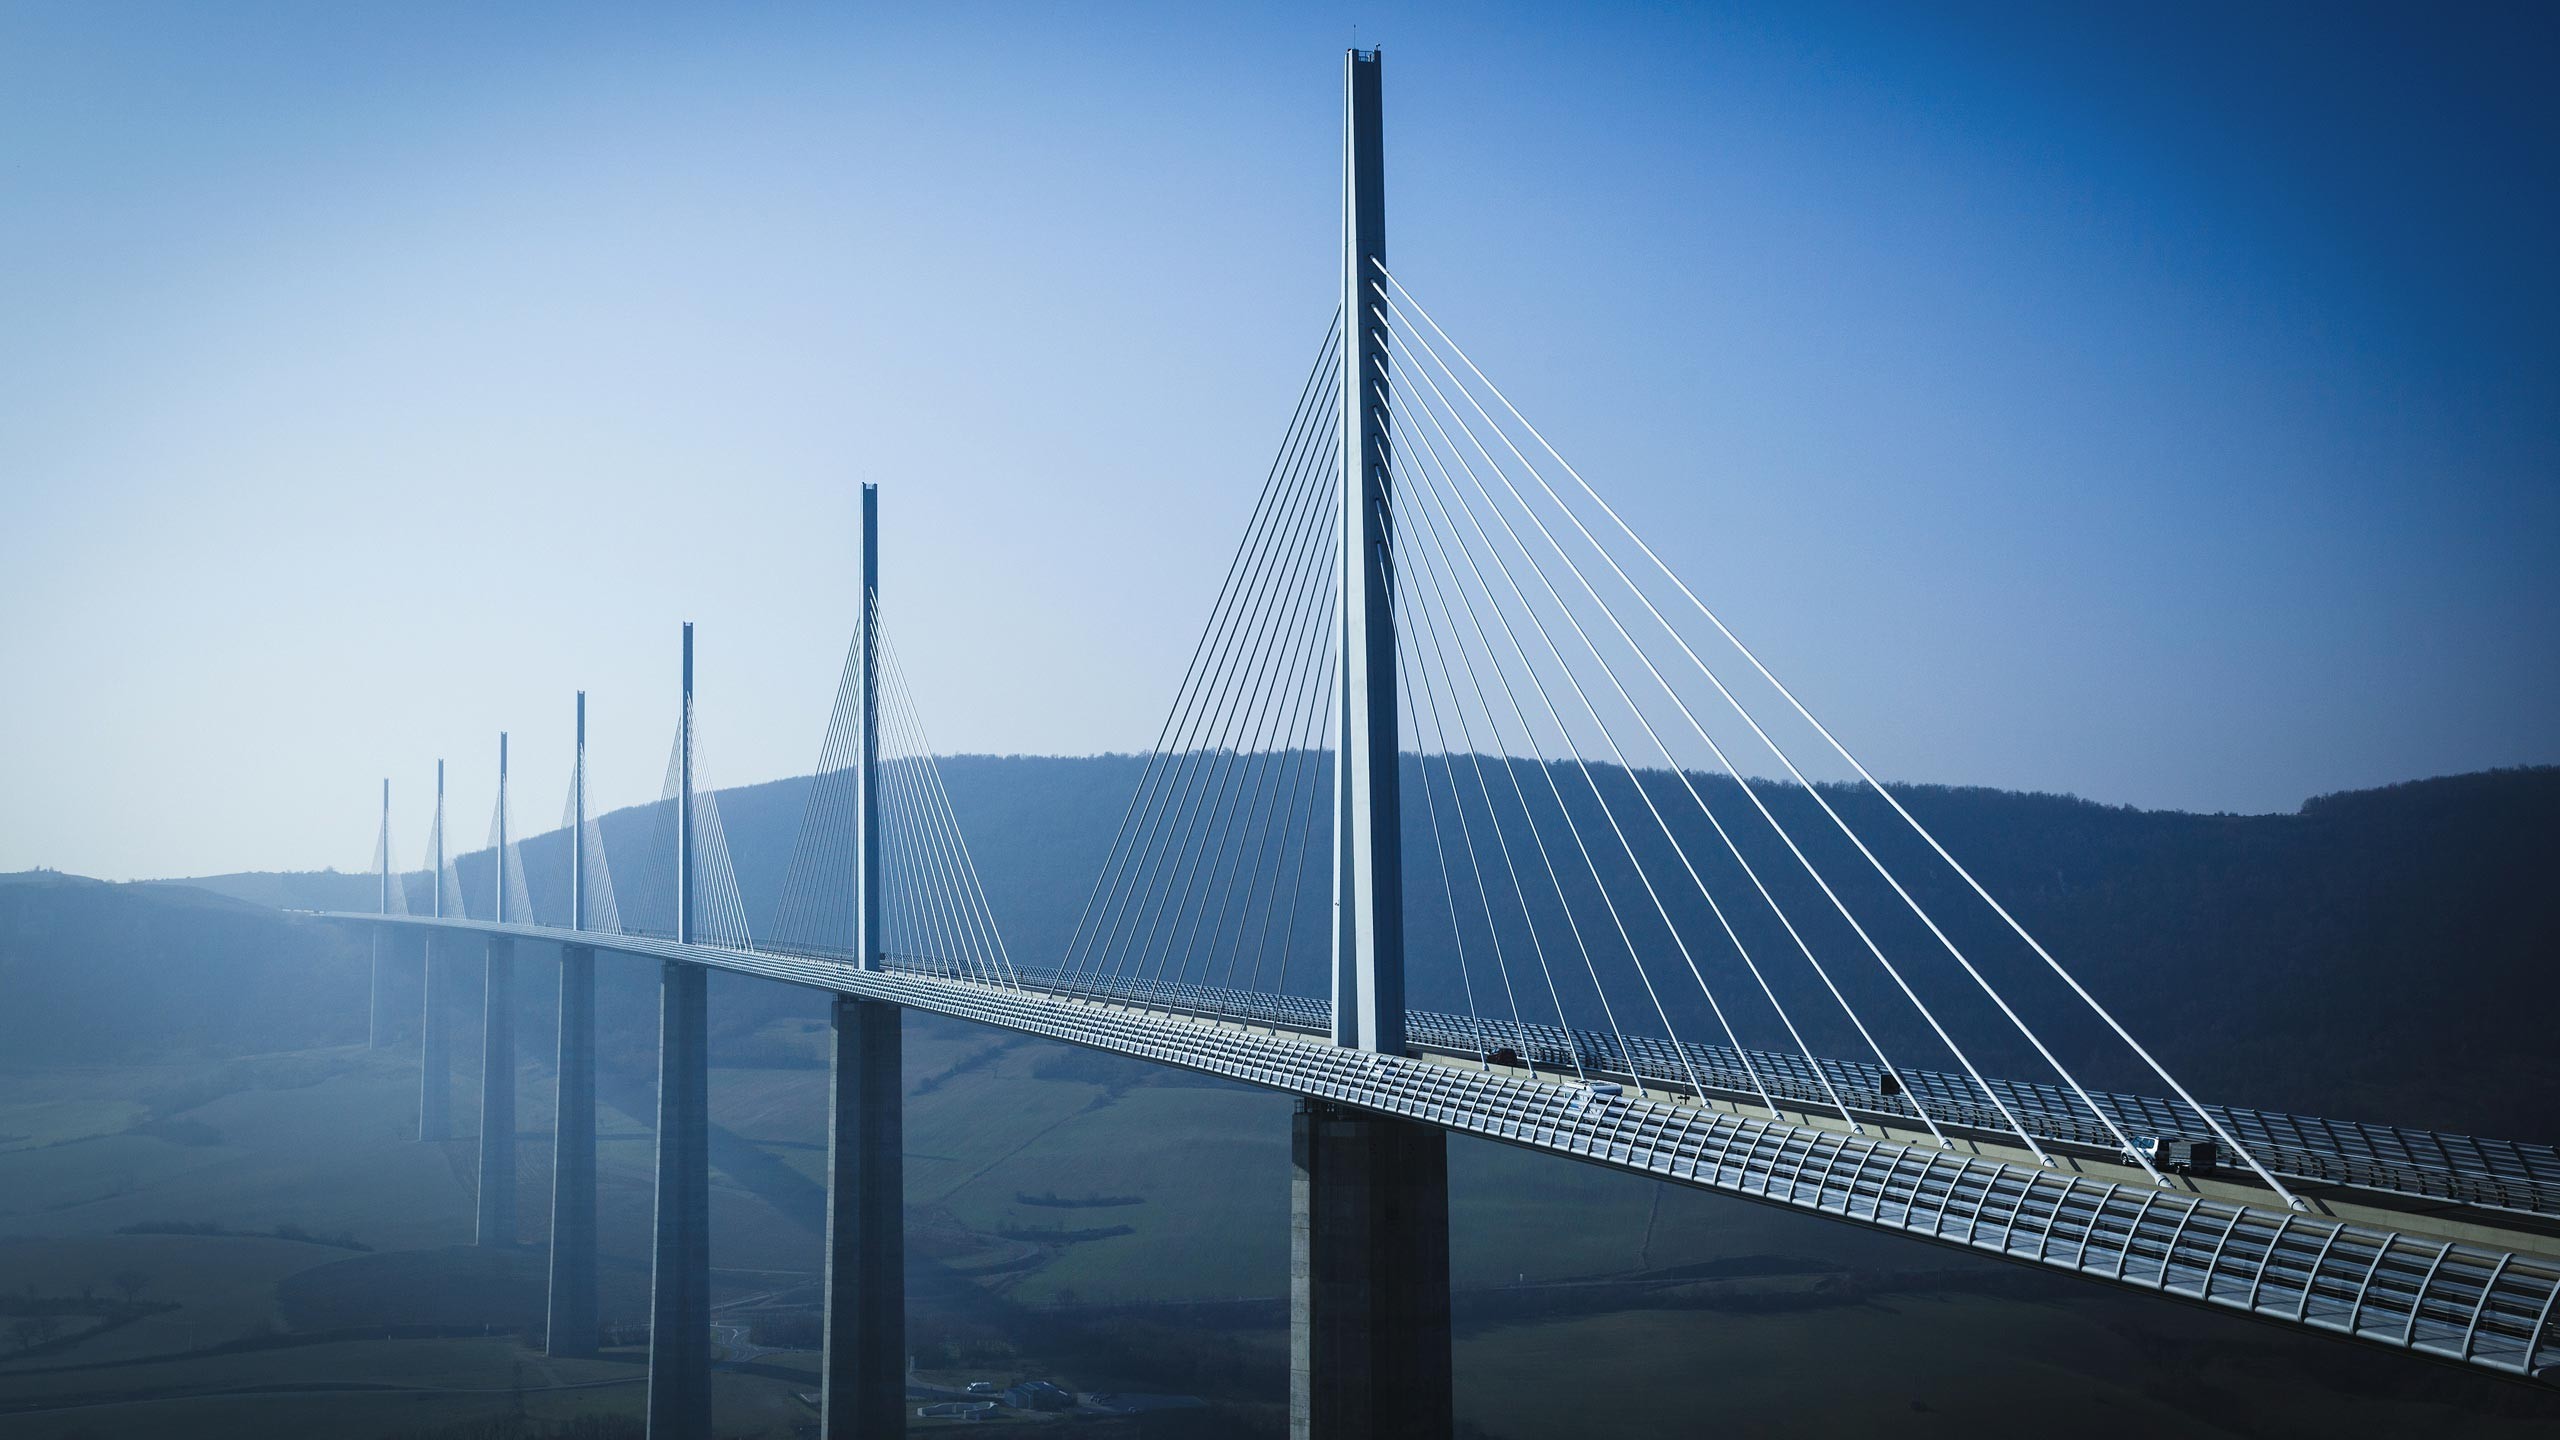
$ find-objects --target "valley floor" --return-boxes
[2,1020,2555,1439]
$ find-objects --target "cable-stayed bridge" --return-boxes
[311,50,2557,1440]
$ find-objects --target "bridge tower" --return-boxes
[549,692,599,1355]
[857,483,883,976]
[1297,47,1456,1440]
[370,777,389,1047]
[477,733,517,1246]
[820,482,906,1438]
[650,623,714,1436]
[1334,49,1402,1059]
[419,758,452,1141]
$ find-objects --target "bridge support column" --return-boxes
[546,943,597,1355]
[819,996,903,1437]
[420,759,451,1141]
[1291,1098,1450,1440]
[419,933,451,1140]
[371,776,390,1048]
[476,936,517,1246]
[647,961,710,1437]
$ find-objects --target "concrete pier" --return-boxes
[418,933,450,1141]
[371,776,390,1048]
[547,943,598,1356]
[475,936,516,1246]
[1290,1098,1452,1440]
[819,996,903,1439]
[647,961,710,1437]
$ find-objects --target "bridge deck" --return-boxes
[327,912,2560,1387]
[1001,964,2560,1223]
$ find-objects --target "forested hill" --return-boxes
[0,872,367,1060]
[139,763,2560,1144]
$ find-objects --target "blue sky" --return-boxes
[2,1,2552,879]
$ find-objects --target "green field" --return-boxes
[0,1335,804,1440]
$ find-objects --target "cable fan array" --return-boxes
[487,774,535,927]
[425,779,460,920]
[370,799,409,918]
[1355,262,2294,1201]
[767,597,1019,987]
[559,753,622,935]
[1043,279,2297,1203]
[362,603,1012,990]
[1055,313,1345,1016]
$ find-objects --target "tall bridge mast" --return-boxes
[369,777,388,1047]
[858,483,883,974]
[1334,46,1402,1058]
[418,758,449,1141]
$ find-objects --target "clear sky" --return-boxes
[3,2,2552,881]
